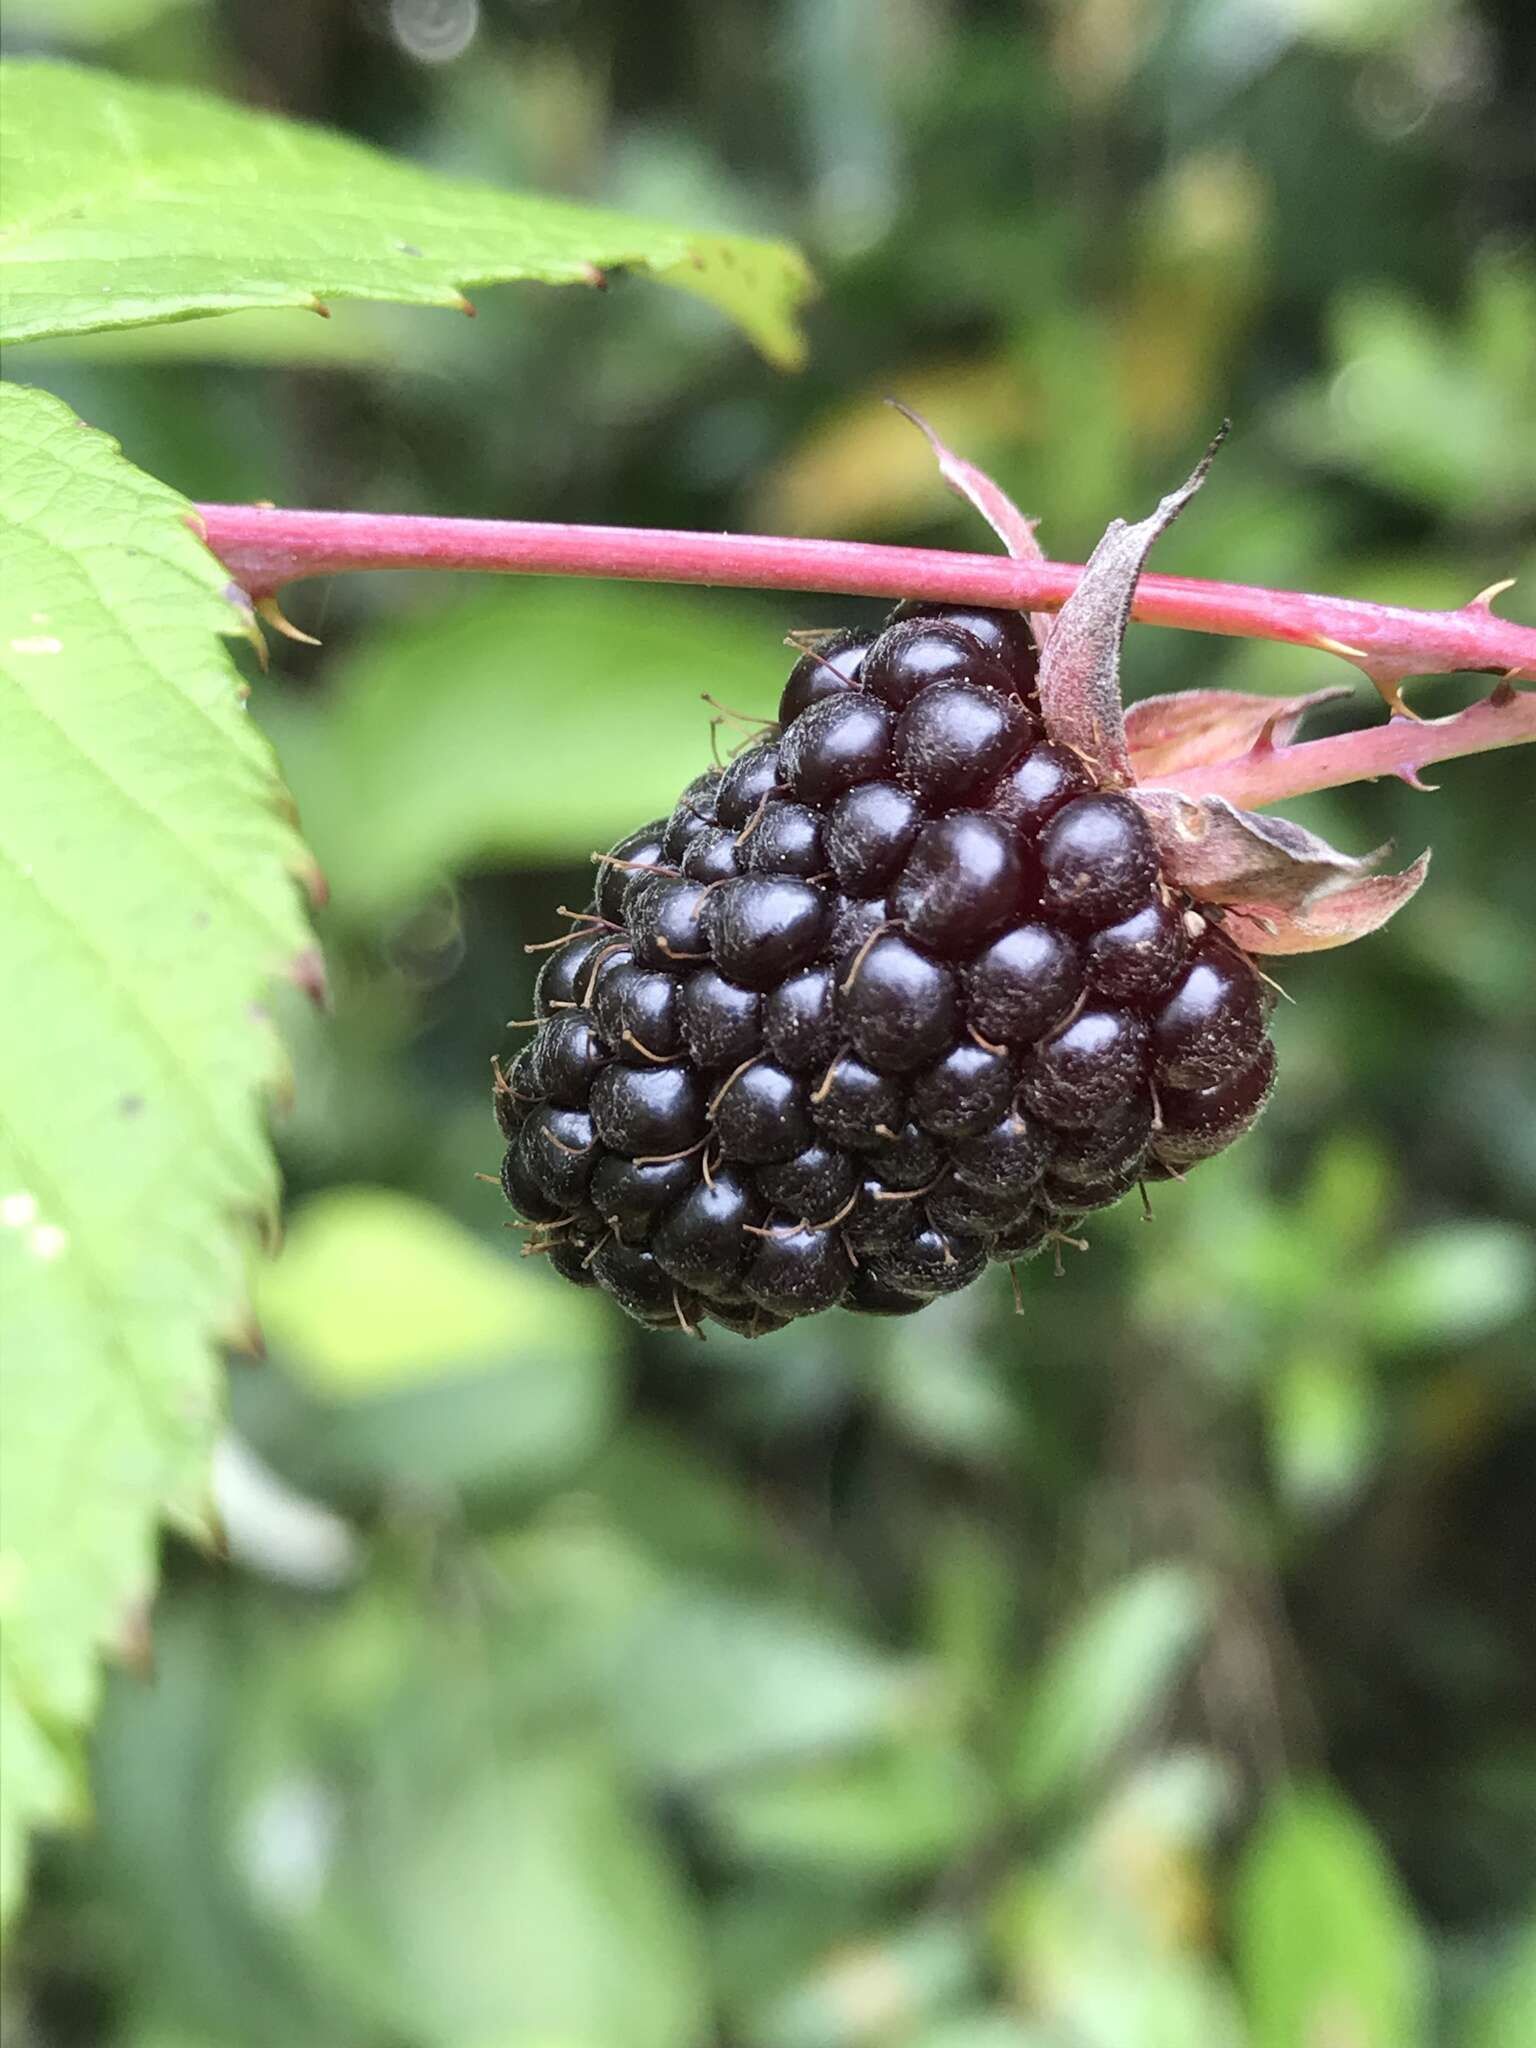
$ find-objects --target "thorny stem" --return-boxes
[197,503,1536,801]
[1153,686,1536,808]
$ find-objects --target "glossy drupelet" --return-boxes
[496,605,1276,1334]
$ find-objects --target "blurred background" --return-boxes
[3,1,1535,2043]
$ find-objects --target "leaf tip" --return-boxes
[295,858,329,911]
[287,945,330,1009]
[110,1600,156,1682]
[225,1315,267,1361]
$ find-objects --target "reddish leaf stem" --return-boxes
[1149,688,1536,808]
[197,503,1536,681]
[196,502,1535,803]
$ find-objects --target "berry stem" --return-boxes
[1150,686,1536,808]
[200,502,1536,799]
[198,503,1536,683]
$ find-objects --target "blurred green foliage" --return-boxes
[3,0,1533,2043]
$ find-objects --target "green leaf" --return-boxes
[322,1740,710,2048]
[703,1737,990,1881]
[1236,1784,1430,2048]
[237,1355,616,1511]
[3,0,206,39]
[1009,1565,1214,1814]
[1461,1923,1536,2048]
[1266,1345,1380,1513]
[748,1916,979,2048]
[263,581,786,917]
[3,301,403,371]
[1000,1868,1246,2048]
[993,1753,1243,2048]
[1282,259,1536,521]
[253,1187,608,1396]
[84,1573,710,2048]
[0,60,812,364]
[0,382,312,1922]
[912,2022,1051,2048]
[1359,1222,1536,1351]
[610,1593,912,1784]
[237,1189,619,1512]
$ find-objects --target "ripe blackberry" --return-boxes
[497,600,1277,1334]
[711,1059,813,1163]
[825,782,923,895]
[890,814,1025,956]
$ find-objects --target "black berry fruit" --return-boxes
[894,683,1037,808]
[1150,940,1269,1089]
[590,1063,707,1159]
[1038,793,1160,927]
[595,822,667,921]
[711,1060,813,1163]
[497,601,1277,1333]
[966,923,1080,1046]
[713,744,778,829]
[651,1166,760,1288]
[755,1142,857,1220]
[889,813,1025,956]
[1019,1009,1149,1128]
[838,934,959,1072]
[747,1225,855,1315]
[825,781,923,895]
[810,1053,906,1150]
[743,799,824,877]
[763,965,839,1071]
[708,875,829,989]
[779,631,871,725]
[681,968,762,1070]
[780,694,895,806]
[1085,898,1188,1002]
[863,618,1014,710]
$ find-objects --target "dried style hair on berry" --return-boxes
[494,592,1280,1336]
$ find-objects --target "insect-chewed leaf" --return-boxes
[1125,685,1353,780]
[1223,852,1432,954]
[1131,788,1393,909]
[1037,431,1226,788]
[890,400,1054,650]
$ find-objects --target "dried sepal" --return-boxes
[1134,786,1430,953]
[1131,788,1393,909]
[1037,430,1228,788]
[1221,852,1432,955]
[1125,684,1352,780]
[890,399,1055,649]
[887,416,1462,957]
